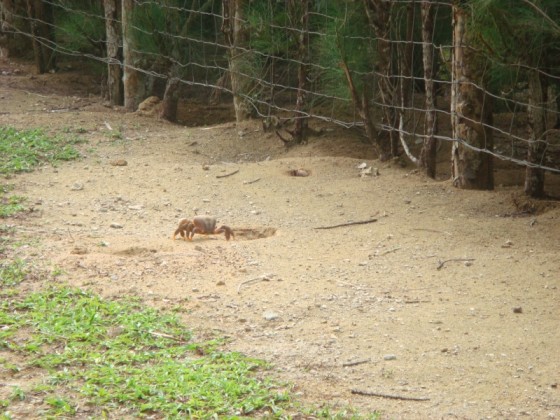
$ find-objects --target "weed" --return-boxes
[0,259,27,287]
[0,126,83,174]
[1,287,290,417]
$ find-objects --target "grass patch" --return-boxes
[0,185,25,218]
[0,126,83,174]
[0,287,291,418]
[0,259,28,287]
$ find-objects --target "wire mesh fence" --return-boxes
[1,1,559,189]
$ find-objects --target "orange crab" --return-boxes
[172,215,234,241]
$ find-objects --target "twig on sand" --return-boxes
[243,177,261,185]
[216,169,239,178]
[342,359,370,367]
[437,258,475,270]
[314,218,377,230]
[351,389,430,401]
[237,274,274,294]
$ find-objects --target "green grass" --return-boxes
[0,259,28,287]
[0,185,25,218]
[0,287,291,418]
[0,126,84,220]
[0,126,83,174]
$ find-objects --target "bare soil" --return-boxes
[1,58,559,419]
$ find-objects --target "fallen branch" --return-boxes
[437,258,475,270]
[216,169,239,179]
[342,358,370,367]
[351,389,430,401]
[315,218,377,230]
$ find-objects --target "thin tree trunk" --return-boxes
[451,4,493,190]
[290,0,311,143]
[161,75,179,122]
[122,0,144,111]
[419,0,437,178]
[363,0,397,161]
[104,0,123,106]
[524,69,547,197]
[222,0,251,122]
[26,0,55,73]
[0,0,15,57]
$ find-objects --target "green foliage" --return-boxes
[471,0,560,70]
[130,0,225,78]
[246,2,291,56]
[0,185,25,218]
[0,126,83,174]
[311,3,375,105]
[1,287,290,417]
[0,259,27,287]
[53,1,106,56]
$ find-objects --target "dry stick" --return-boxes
[351,389,430,401]
[237,275,272,294]
[148,331,188,344]
[375,247,401,256]
[314,218,377,230]
[243,177,261,185]
[437,258,475,270]
[216,169,239,179]
[342,358,370,367]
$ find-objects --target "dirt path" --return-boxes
[2,59,559,418]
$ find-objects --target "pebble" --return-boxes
[110,222,123,229]
[263,311,280,321]
[383,354,397,361]
[70,246,88,255]
[71,182,84,191]
[110,159,127,166]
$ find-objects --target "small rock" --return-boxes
[71,182,84,191]
[513,307,523,314]
[110,159,128,166]
[71,246,88,255]
[383,354,397,361]
[290,168,309,177]
[128,205,143,210]
[216,280,225,286]
[110,222,123,229]
[263,311,280,321]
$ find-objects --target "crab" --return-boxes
[172,215,234,241]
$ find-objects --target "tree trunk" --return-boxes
[363,0,397,161]
[419,1,438,178]
[290,0,311,143]
[161,76,180,123]
[222,0,252,122]
[104,0,123,106]
[122,0,144,111]
[26,0,55,73]
[451,4,493,190]
[0,0,14,57]
[524,69,547,197]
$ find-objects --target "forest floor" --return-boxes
[1,58,559,419]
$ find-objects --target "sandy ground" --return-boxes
[1,58,560,419]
